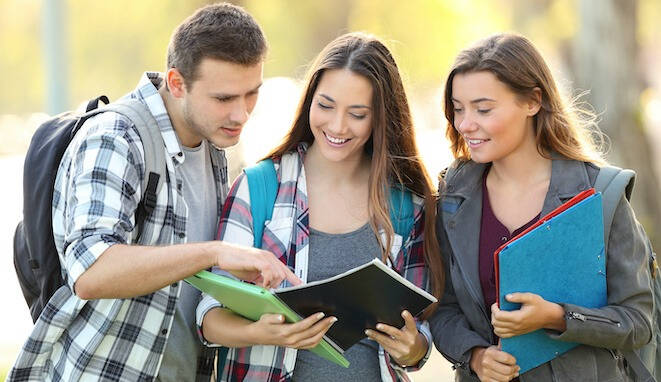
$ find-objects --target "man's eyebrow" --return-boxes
[249,82,263,93]
[210,93,236,99]
[210,83,263,98]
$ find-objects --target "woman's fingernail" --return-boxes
[376,324,384,330]
[331,317,338,323]
[317,312,325,319]
[365,330,371,336]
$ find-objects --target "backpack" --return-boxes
[13,96,167,323]
[595,166,660,382]
[213,158,416,377]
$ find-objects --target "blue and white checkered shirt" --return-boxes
[8,72,228,382]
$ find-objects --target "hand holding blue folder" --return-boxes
[494,189,607,374]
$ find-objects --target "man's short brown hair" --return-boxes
[167,3,267,86]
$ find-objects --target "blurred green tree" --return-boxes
[571,0,661,248]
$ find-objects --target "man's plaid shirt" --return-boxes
[196,145,433,381]
[8,72,228,382]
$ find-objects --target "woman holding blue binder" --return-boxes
[429,33,653,381]
[195,32,444,381]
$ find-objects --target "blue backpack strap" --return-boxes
[243,159,278,248]
[389,186,414,238]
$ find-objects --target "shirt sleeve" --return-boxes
[390,196,434,371]
[196,172,255,345]
[55,113,143,290]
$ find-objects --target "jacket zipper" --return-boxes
[566,312,621,327]
[607,348,624,361]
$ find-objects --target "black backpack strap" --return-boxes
[100,99,167,243]
[85,95,110,112]
[67,96,112,141]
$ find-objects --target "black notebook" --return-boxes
[273,258,437,350]
[187,258,437,367]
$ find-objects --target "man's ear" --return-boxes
[166,68,187,98]
[528,87,542,116]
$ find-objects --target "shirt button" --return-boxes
[171,283,178,288]
[177,152,183,157]
[178,232,185,239]
[448,221,456,229]
[501,236,508,242]
[161,328,168,335]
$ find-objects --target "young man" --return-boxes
[8,4,298,381]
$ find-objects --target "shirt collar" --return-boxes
[128,72,185,164]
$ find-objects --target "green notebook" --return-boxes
[185,271,349,368]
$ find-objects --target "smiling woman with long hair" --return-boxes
[195,32,444,381]
[430,33,653,382]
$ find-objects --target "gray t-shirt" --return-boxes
[157,140,218,381]
[292,223,383,382]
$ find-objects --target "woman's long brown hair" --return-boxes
[444,33,605,165]
[265,32,444,300]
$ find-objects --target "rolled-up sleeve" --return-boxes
[53,113,142,290]
[196,293,223,347]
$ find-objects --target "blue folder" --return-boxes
[495,190,607,374]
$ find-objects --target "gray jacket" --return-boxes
[429,158,653,382]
